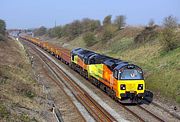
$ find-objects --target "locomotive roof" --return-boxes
[114,62,129,70]
[92,54,110,63]
[71,48,142,71]
[78,50,95,59]
[71,48,84,55]
[114,63,143,71]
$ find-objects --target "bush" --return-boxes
[103,15,112,26]
[134,26,158,44]
[114,15,126,30]
[48,26,62,38]
[160,28,178,51]
[25,90,35,99]
[81,18,101,32]
[20,114,30,122]
[16,83,35,99]
[160,15,179,52]
[83,32,97,47]
[100,25,117,42]
[34,26,47,36]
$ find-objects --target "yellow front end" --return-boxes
[116,80,145,100]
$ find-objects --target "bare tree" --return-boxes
[163,15,178,29]
[103,15,112,26]
[114,15,126,30]
[148,19,155,27]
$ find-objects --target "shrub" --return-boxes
[25,90,35,99]
[148,19,155,27]
[160,28,178,51]
[16,83,35,99]
[100,25,117,42]
[19,114,31,122]
[81,18,101,32]
[134,26,158,44]
[34,26,47,36]
[48,26,63,38]
[114,15,126,30]
[103,15,112,26]
[83,32,97,47]
[160,15,179,52]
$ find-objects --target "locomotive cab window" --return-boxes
[113,70,118,79]
[118,69,143,80]
[72,55,75,61]
[84,57,88,64]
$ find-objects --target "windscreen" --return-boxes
[119,69,143,80]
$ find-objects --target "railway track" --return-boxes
[24,41,117,122]
[137,105,164,122]
[22,39,179,122]
[116,101,165,122]
[147,99,180,120]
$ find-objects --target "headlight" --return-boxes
[120,84,126,90]
[138,84,143,90]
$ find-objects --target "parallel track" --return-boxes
[137,105,164,122]
[145,98,180,120]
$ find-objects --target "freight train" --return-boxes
[20,35,145,103]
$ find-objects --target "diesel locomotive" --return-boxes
[70,48,145,102]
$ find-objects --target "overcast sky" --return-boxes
[1,0,179,29]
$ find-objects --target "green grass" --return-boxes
[66,36,86,50]
[108,37,134,55]
[145,48,180,100]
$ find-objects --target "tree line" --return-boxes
[34,15,126,48]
